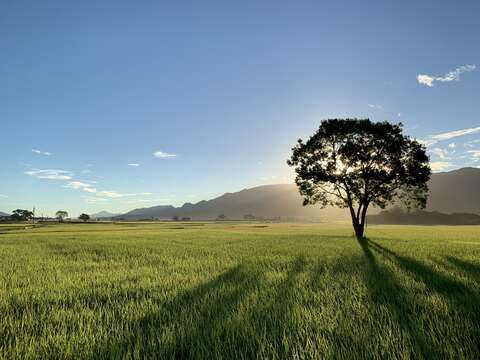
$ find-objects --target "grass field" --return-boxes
[1,222,480,359]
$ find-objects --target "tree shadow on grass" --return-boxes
[356,238,435,358]
[444,256,480,282]
[238,256,308,358]
[89,256,308,359]
[91,263,264,359]
[368,240,479,308]
[363,238,480,358]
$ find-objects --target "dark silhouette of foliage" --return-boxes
[79,213,90,222]
[288,119,431,238]
[56,210,68,222]
[11,209,34,221]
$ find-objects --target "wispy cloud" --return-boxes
[464,139,480,148]
[430,161,452,172]
[128,163,140,167]
[448,142,456,149]
[25,168,73,180]
[430,147,450,160]
[32,149,52,156]
[0,194,8,198]
[64,181,97,193]
[153,151,177,159]
[368,104,382,109]
[421,126,480,146]
[64,180,153,199]
[417,64,476,87]
[467,150,480,160]
[81,169,93,174]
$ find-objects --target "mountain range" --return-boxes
[112,167,480,220]
[90,211,120,219]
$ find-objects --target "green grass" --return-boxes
[1,222,480,359]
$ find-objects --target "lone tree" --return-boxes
[288,119,431,238]
[79,213,90,222]
[11,209,34,221]
[56,210,68,222]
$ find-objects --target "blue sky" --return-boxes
[1,0,479,216]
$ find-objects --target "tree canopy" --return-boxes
[11,209,34,221]
[79,213,90,222]
[288,119,431,238]
[56,210,68,222]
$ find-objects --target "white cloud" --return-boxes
[422,126,480,146]
[25,168,73,180]
[430,161,452,172]
[417,64,476,87]
[64,181,97,193]
[81,169,93,174]
[368,104,382,109]
[0,194,8,198]
[448,142,456,149]
[32,149,52,156]
[467,150,480,160]
[153,151,177,159]
[96,190,123,198]
[464,139,480,148]
[397,113,402,117]
[128,163,140,167]
[430,147,450,160]
[417,74,435,87]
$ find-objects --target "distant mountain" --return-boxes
[0,211,10,217]
[117,185,350,220]
[115,167,480,220]
[426,167,480,214]
[91,211,120,219]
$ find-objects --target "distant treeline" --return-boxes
[368,208,480,225]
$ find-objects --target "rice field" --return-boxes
[1,222,479,359]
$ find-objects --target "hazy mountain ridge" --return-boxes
[91,211,120,219]
[426,167,480,214]
[0,211,10,217]
[116,167,480,220]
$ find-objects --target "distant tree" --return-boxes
[181,217,191,221]
[56,210,68,222]
[172,215,179,221]
[217,214,227,221]
[79,213,90,222]
[11,209,34,221]
[288,119,431,238]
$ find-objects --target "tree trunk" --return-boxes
[353,221,365,239]
[349,203,366,239]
